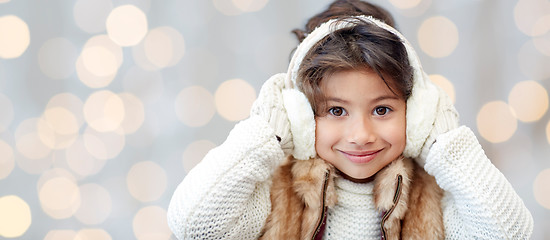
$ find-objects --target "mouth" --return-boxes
[339,149,382,164]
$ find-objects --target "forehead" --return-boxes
[320,69,399,98]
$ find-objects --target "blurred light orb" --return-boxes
[133,206,171,240]
[0,15,30,59]
[83,127,125,160]
[15,118,52,160]
[182,140,216,172]
[0,195,31,238]
[118,92,145,134]
[0,0,11,3]
[232,0,269,12]
[73,0,113,33]
[429,74,456,103]
[534,168,550,209]
[127,161,167,202]
[37,110,79,150]
[0,140,14,180]
[175,86,216,127]
[66,137,106,178]
[389,0,421,9]
[74,184,112,225]
[81,46,119,77]
[84,90,125,132]
[143,26,185,68]
[39,177,81,219]
[213,0,243,16]
[418,16,459,58]
[514,0,550,37]
[76,35,122,88]
[106,5,148,46]
[518,37,550,82]
[533,33,550,56]
[44,230,77,240]
[75,229,112,240]
[476,101,518,143]
[0,93,14,132]
[215,79,256,122]
[508,80,549,122]
[38,38,78,79]
[46,93,85,128]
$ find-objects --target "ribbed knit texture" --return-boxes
[167,116,282,239]
[167,124,533,239]
[324,178,381,239]
[425,126,533,239]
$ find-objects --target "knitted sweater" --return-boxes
[324,178,380,239]
[167,117,533,239]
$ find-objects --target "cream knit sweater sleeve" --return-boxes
[167,116,284,239]
[424,126,533,239]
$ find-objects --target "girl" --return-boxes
[167,1,533,239]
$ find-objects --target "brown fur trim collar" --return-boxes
[260,156,444,240]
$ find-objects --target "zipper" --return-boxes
[312,171,330,240]
[380,175,403,240]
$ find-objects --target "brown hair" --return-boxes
[292,0,413,115]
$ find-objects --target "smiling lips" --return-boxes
[340,149,382,164]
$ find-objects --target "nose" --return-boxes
[347,116,376,145]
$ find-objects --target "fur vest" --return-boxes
[259,156,444,240]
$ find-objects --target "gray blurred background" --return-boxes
[0,0,549,239]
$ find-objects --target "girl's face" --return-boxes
[315,70,407,182]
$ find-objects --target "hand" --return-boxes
[250,73,294,155]
[417,86,459,167]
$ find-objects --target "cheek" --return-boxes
[314,119,335,152]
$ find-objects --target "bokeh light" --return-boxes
[38,107,80,149]
[514,0,550,37]
[417,16,459,58]
[127,161,167,202]
[508,80,549,122]
[106,5,148,47]
[76,35,122,88]
[65,136,106,178]
[82,127,125,160]
[75,229,112,240]
[232,0,269,12]
[518,40,550,81]
[0,195,32,238]
[175,86,216,127]
[39,176,81,219]
[0,93,14,132]
[132,206,171,240]
[213,0,243,16]
[46,93,85,128]
[118,92,145,134]
[84,90,125,132]
[389,0,421,9]
[73,0,113,34]
[0,15,30,59]
[0,139,14,180]
[182,140,216,172]
[476,101,518,143]
[429,74,456,103]
[142,26,185,68]
[44,230,77,240]
[74,184,112,225]
[534,168,550,209]
[215,79,256,122]
[533,32,550,56]
[15,118,52,161]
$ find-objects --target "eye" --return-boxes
[373,106,391,116]
[328,107,346,117]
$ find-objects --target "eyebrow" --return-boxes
[325,94,401,104]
